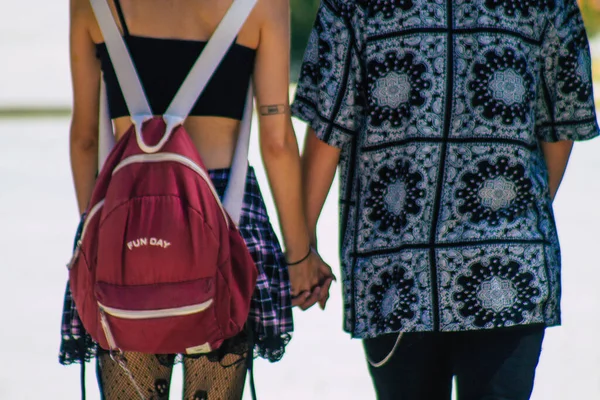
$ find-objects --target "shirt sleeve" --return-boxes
[536,0,600,142]
[291,0,365,150]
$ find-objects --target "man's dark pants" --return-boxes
[363,324,545,400]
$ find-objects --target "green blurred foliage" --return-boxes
[580,0,600,37]
[291,0,320,79]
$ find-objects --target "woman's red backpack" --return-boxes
[68,0,258,356]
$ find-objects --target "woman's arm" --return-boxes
[69,0,101,215]
[253,0,323,308]
[539,140,573,201]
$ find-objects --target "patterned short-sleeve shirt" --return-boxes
[292,0,599,338]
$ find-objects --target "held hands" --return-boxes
[288,248,336,311]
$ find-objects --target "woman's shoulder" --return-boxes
[253,0,290,26]
[70,0,95,18]
[69,0,98,33]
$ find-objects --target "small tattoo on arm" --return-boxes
[259,104,287,116]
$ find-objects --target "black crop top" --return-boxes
[96,0,256,120]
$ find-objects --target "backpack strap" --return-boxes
[79,349,86,400]
[91,0,257,223]
[98,76,115,171]
[89,0,153,136]
[164,0,257,126]
[222,85,253,225]
[161,0,256,224]
[246,327,258,400]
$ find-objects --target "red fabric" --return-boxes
[95,279,214,311]
[69,118,257,354]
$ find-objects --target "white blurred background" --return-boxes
[1,1,599,399]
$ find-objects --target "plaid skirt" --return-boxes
[59,167,293,365]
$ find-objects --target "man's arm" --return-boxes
[539,140,573,201]
[302,127,341,246]
[301,127,340,309]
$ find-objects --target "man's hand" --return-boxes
[314,251,335,310]
[289,251,321,310]
[289,249,336,311]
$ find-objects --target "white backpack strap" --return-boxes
[89,0,153,138]
[92,0,256,223]
[163,0,256,224]
[164,0,258,126]
[98,77,115,171]
[222,84,253,225]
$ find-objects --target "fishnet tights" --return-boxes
[182,354,247,400]
[97,352,247,400]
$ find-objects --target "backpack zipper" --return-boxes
[112,152,230,228]
[98,298,214,320]
[67,200,105,270]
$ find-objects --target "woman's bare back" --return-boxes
[86,0,262,169]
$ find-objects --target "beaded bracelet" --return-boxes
[286,247,312,266]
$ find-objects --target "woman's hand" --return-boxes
[289,251,320,309]
[289,249,336,311]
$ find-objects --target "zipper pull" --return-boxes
[66,240,83,270]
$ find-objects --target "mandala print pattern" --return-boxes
[367,266,418,331]
[291,0,599,338]
[365,158,425,234]
[299,20,331,86]
[453,257,541,328]
[558,32,593,103]
[368,52,432,127]
[371,0,414,19]
[469,48,534,126]
[483,0,555,17]
[456,157,535,225]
